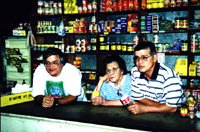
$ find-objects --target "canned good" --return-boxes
[37,7,43,15]
[76,39,81,46]
[127,44,134,52]
[111,43,117,51]
[78,7,83,13]
[76,46,81,52]
[81,39,87,46]
[92,2,97,12]
[181,40,188,52]
[88,4,92,13]
[121,43,127,52]
[157,43,162,52]
[100,43,106,50]
[81,46,87,52]
[38,1,43,7]
[91,44,96,51]
[70,45,76,53]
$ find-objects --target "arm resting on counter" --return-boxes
[34,95,78,108]
[92,96,123,106]
[128,98,177,114]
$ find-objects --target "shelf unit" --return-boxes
[5,37,32,86]
[30,0,200,89]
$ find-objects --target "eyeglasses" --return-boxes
[133,55,152,62]
[106,67,119,74]
[45,61,60,67]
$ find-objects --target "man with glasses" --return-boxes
[31,47,83,108]
[128,41,183,114]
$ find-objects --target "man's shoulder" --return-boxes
[62,63,81,75]
[63,63,78,70]
[35,63,45,72]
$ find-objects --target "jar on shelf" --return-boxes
[175,17,180,29]
[182,17,188,29]
[190,79,195,88]
[181,40,188,52]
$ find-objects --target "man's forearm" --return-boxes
[138,98,162,106]
[139,98,177,113]
[34,95,44,104]
[58,95,77,105]
[144,104,177,113]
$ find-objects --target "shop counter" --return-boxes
[1,101,200,132]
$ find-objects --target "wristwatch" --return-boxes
[54,98,59,106]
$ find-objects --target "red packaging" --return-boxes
[123,0,128,11]
[83,0,87,7]
[118,0,123,11]
[113,2,118,11]
[106,0,113,11]
[73,27,78,33]
[134,0,139,9]
[88,4,92,13]
[78,7,83,13]
[78,27,83,33]
[83,6,87,13]
[106,5,113,11]
[80,20,85,27]
[83,26,87,33]
[141,0,147,9]
[129,0,134,10]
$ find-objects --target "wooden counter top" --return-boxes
[1,101,200,132]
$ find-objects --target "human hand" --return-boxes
[42,94,54,108]
[92,96,105,106]
[101,74,109,83]
[127,102,146,114]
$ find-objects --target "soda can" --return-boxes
[120,94,131,107]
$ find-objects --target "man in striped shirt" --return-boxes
[128,41,183,114]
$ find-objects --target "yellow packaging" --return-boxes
[72,5,78,14]
[189,64,197,76]
[68,27,74,33]
[174,58,188,76]
[91,91,99,99]
[71,0,77,5]
[1,92,34,107]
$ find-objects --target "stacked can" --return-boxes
[37,1,62,15]
[99,34,107,51]
[146,15,152,31]
[152,15,159,32]
[90,37,96,51]
[75,39,87,53]
[147,0,164,9]
[197,61,200,76]
[81,39,87,52]
[89,16,97,33]
[191,34,199,53]
[181,40,188,52]
[140,16,146,31]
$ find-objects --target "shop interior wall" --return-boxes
[0,0,32,89]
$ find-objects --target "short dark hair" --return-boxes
[134,41,157,56]
[43,47,66,64]
[102,55,127,75]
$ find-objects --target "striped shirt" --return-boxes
[100,75,133,101]
[131,62,183,107]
